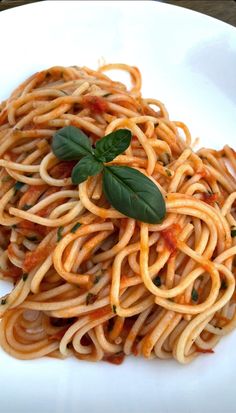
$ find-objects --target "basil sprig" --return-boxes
[52,126,166,224]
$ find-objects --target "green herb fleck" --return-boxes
[2,175,12,183]
[1,298,7,305]
[94,275,101,284]
[104,93,111,97]
[161,153,171,166]
[153,275,161,287]
[107,318,114,332]
[14,181,25,191]
[112,304,117,314]
[22,273,28,281]
[71,222,81,233]
[57,226,64,242]
[22,204,32,211]
[220,279,227,290]
[26,236,38,242]
[191,288,198,302]
[231,228,236,237]
[165,169,172,177]
[86,293,97,305]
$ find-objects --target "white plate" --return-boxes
[0,1,236,413]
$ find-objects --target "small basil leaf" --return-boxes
[94,129,131,163]
[103,166,166,224]
[71,155,103,184]
[52,126,93,160]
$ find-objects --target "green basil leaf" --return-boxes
[94,129,131,163]
[191,288,198,302]
[71,155,103,184]
[52,126,93,160]
[103,166,166,224]
[71,222,81,233]
[231,228,236,237]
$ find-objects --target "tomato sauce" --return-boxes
[104,352,125,365]
[18,220,49,237]
[196,347,214,354]
[82,95,108,114]
[23,238,55,272]
[161,224,181,254]
[202,192,218,206]
[50,161,77,179]
[89,306,110,320]
[18,185,48,209]
[1,260,22,279]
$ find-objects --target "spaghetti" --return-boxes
[0,64,235,364]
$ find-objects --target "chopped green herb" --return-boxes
[71,222,81,233]
[231,228,236,237]
[86,293,97,305]
[26,236,38,242]
[1,298,7,305]
[14,181,24,191]
[107,318,114,332]
[22,273,28,281]
[2,175,12,183]
[57,226,64,242]
[161,153,171,166]
[220,279,227,290]
[12,224,17,229]
[112,304,117,314]
[22,204,32,211]
[104,93,111,97]
[165,169,172,177]
[191,288,198,302]
[59,89,68,96]
[153,275,161,287]
[94,275,101,284]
